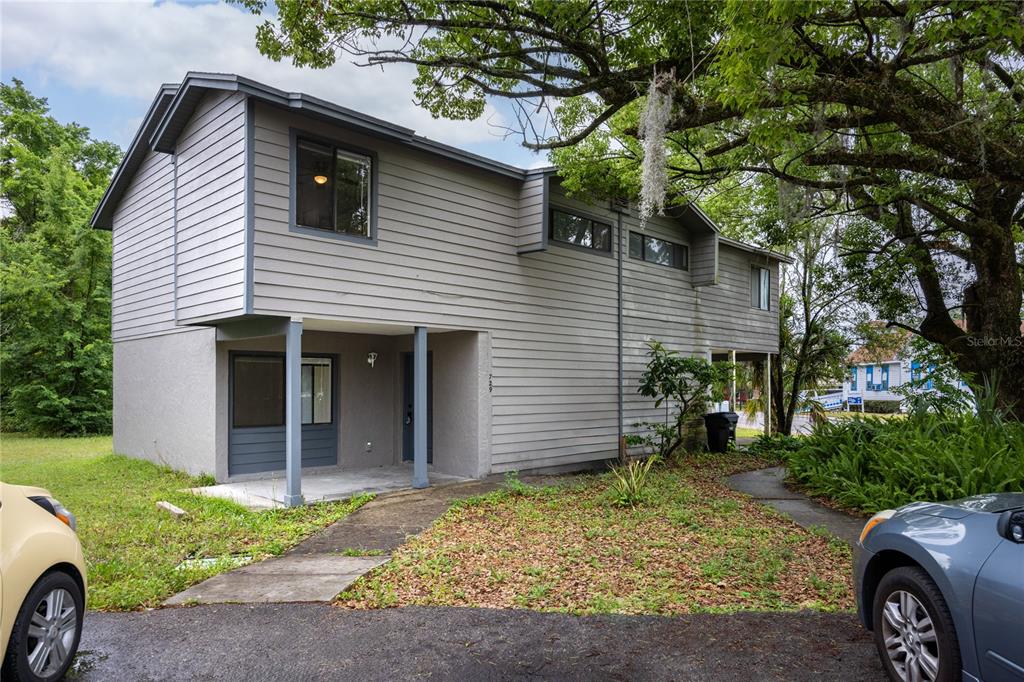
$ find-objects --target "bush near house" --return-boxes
[862,400,902,414]
[762,415,1024,514]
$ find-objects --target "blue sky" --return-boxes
[1,0,548,168]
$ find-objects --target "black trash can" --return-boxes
[704,411,739,453]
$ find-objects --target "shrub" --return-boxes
[608,456,658,508]
[784,413,1024,513]
[862,400,902,414]
[745,433,802,463]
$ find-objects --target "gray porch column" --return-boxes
[284,319,304,507]
[729,350,737,412]
[412,325,429,489]
[764,352,772,436]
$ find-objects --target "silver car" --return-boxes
[855,493,1024,682]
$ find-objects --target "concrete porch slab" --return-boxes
[164,555,389,605]
[185,465,469,510]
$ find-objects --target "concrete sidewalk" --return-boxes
[165,478,502,605]
[727,467,867,545]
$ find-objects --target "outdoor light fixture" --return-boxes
[313,174,328,185]
[367,352,378,368]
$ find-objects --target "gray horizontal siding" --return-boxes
[247,101,777,472]
[174,91,247,323]
[228,423,337,475]
[516,174,546,252]
[111,148,179,341]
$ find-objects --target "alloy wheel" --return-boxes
[24,587,77,677]
[881,589,940,682]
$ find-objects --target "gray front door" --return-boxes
[402,351,433,463]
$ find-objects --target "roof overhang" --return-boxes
[717,235,794,264]
[90,84,178,230]
[150,72,527,180]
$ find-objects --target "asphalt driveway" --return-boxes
[73,605,884,681]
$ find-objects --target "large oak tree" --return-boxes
[241,0,1024,417]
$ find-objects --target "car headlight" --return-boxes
[859,509,895,545]
[28,495,77,531]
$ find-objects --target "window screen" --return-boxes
[628,232,688,270]
[550,209,611,252]
[751,266,770,310]
[232,356,285,428]
[296,138,372,238]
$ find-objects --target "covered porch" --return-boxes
[711,349,777,436]
[208,317,490,506]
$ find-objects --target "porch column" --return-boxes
[284,319,304,507]
[412,325,429,489]
[764,352,772,436]
[729,350,737,412]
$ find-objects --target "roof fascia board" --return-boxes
[151,72,527,180]
[718,235,794,264]
[90,84,177,230]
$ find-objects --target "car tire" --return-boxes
[872,565,960,682]
[2,570,84,682]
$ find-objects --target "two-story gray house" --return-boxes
[91,72,788,506]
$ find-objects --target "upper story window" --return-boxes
[549,208,611,252]
[628,232,688,270]
[295,138,372,240]
[751,266,770,310]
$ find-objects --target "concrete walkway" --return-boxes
[186,465,468,510]
[165,478,502,605]
[727,467,867,546]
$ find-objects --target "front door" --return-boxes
[402,351,433,463]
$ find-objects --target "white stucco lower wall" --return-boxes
[113,328,218,477]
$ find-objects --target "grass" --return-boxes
[0,434,371,610]
[340,452,853,615]
[735,426,765,438]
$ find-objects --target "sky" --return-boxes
[0,0,549,168]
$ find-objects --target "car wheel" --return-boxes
[2,571,84,682]
[872,565,961,682]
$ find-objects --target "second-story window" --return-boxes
[549,208,611,252]
[628,232,688,270]
[296,138,372,239]
[751,266,770,310]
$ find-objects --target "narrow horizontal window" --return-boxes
[296,138,373,239]
[550,208,611,252]
[628,232,688,270]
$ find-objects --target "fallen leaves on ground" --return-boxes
[338,452,854,615]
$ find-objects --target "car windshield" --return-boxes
[944,493,1024,513]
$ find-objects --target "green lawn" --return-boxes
[735,426,765,438]
[341,454,853,615]
[0,434,370,610]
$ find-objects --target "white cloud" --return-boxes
[0,0,508,146]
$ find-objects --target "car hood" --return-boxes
[899,493,1024,519]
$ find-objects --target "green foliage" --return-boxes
[784,414,1024,513]
[240,0,1024,417]
[607,456,658,508]
[1,434,372,609]
[633,340,731,456]
[1,79,121,434]
[744,433,802,463]
[893,335,975,416]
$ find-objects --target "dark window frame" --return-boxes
[289,127,379,246]
[628,231,689,270]
[548,207,613,255]
[229,351,337,429]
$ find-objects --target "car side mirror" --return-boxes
[997,510,1024,543]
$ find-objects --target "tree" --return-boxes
[633,340,730,456]
[241,0,1024,417]
[1,80,121,434]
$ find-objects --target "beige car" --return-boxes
[1,482,86,682]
